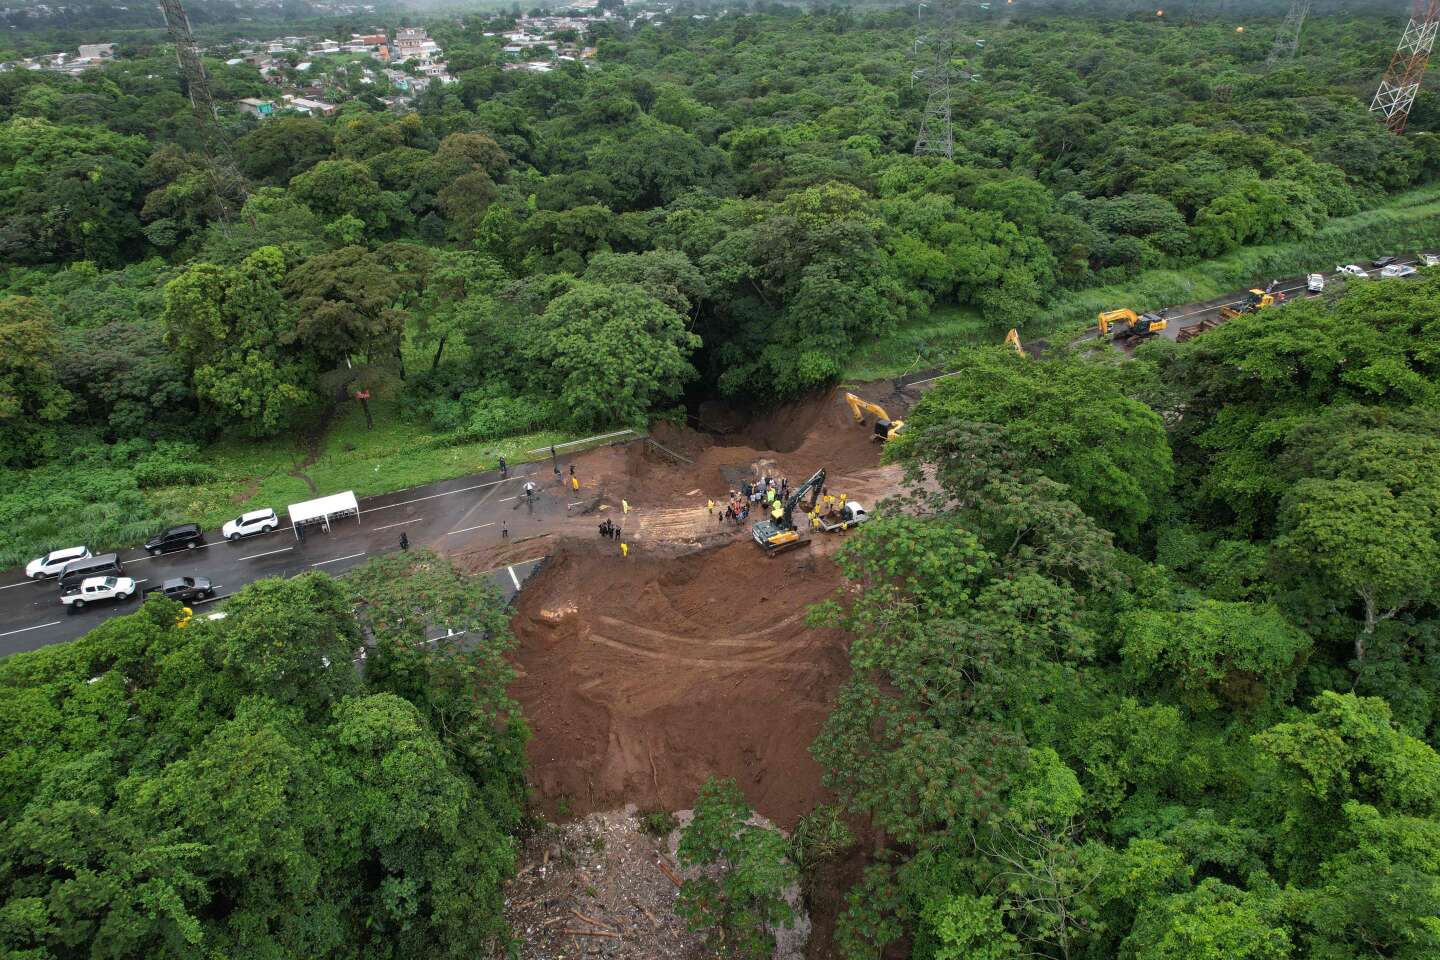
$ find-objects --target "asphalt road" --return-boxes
[0,459,574,656]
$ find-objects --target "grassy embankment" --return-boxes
[144,398,582,528]
[846,184,1440,382]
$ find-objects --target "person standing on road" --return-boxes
[498,456,507,479]
[399,532,409,551]
[297,523,306,544]
[502,521,508,540]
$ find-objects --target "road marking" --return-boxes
[507,565,522,590]
[0,620,61,638]
[446,522,494,536]
[372,517,424,531]
[0,580,37,591]
[311,552,367,567]
[364,476,520,513]
[568,500,585,507]
[240,546,293,561]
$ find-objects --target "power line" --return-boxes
[1371,0,1440,134]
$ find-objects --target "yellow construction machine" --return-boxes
[845,392,904,442]
[1098,308,1168,343]
[1005,328,1024,356]
[1219,289,1278,320]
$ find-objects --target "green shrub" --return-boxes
[790,803,856,873]
[639,810,679,837]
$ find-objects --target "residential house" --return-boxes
[237,97,275,118]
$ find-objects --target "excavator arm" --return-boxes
[844,392,904,441]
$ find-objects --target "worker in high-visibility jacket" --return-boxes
[771,500,784,522]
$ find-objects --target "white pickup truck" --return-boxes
[816,503,869,533]
[60,576,138,610]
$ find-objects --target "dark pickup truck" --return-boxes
[145,576,214,603]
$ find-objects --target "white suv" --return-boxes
[223,508,280,541]
[26,546,91,579]
[60,576,137,609]
[1307,274,1325,293]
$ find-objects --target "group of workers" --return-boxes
[715,493,751,526]
[597,519,623,540]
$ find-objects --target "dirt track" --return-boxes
[503,389,905,829]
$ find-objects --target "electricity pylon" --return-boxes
[1267,0,1310,64]
[157,0,247,217]
[158,0,218,122]
[913,0,985,159]
[1371,0,1440,133]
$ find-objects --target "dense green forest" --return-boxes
[0,553,528,956]
[4,3,1440,956]
[1,2,1438,562]
[800,270,1440,960]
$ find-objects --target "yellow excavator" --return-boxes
[1005,328,1024,356]
[845,392,904,442]
[1098,308,1168,343]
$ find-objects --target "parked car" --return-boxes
[56,553,123,592]
[61,576,137,610]
[1338,264,1369,278]
[222,508,279,541]
[1381,263,1418,279]
[26,546,91,579]
[1423,253,1439,267]
[145,523,205,555]
[1307,273,1325,293]
[146,576,214,603]
[1373,255,1399,268]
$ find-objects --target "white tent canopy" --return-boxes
[288,491,360,538]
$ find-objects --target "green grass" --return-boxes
[845,184,1440,380]
[844,304,989,383]
[142,398,583,534]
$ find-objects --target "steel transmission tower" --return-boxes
[1267,0,1310,64]
[157,0,247,217]
[158,0,217,122]
[1371,0,1440,133]
[913,0,983,160]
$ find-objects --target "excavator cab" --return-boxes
[1248,289,1276,311]
[845,392,905,441]
[1098,308,1167,342]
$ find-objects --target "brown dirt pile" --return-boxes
[510,538,850,829]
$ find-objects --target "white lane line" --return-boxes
[241,546,293,561]
[568,500,585,507]
[372,517,424,532]
[311,552,367,567]
[446,522,494,536]
[0,620,61,638]
[364,476,520,513]
[0,580,37,591]
[507,565,522,590]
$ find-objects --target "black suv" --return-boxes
[1373,255,1399,268]
[145,523,205,555]
[146,576,213,602]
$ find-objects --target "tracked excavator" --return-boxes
[752,467,826,556]
[844,393,904,442]
[1098,308,1168,343]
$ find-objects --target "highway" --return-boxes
[0,460,574,656]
